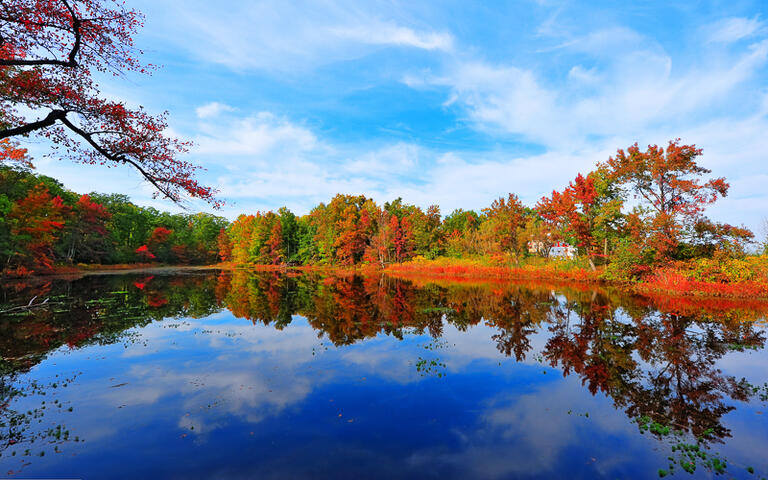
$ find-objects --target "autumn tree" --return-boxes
[602,140,729,259]
[226,215,256,264]
[365,207,392,267]
[308,195,374,265]
[147,226,172,262]
[264,220,283,264]
[6,183,68,271]
[482,193,527,260]
[277,207,300,264]
[689,219,754,257]
[443,209,483,257]
[389,214,414,263]
[535,189,572,255]
[61,193,111,263]
[382,198,419,263]
[537,171,623,269]
[0,138,31,168]
[334,205,371,265]
[412,205,443,258]
[217,228,232,262]
[0,0,217,205]
[135,244,154,262]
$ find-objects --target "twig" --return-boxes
[0,297,50,314]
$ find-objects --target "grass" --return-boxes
[384,255,600,283]
[382,255,768,301]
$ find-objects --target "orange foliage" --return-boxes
[0,139,32,168]
[384,259,599,283]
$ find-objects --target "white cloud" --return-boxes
[708,17,764,44]
[425,33,768,150]
[195,102,235,119]
[134,0,453,72]
[194,112,320,158]
[407,379,640,479]
[544,26,650,58]
[567,65,600,85]
[332,23,453,51]
[343,142,420,175]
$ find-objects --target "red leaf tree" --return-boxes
[147,226,172,261]
[603,139,731,259]
[63,193,111,262]
[8,183,69,271]
[135,244,155,261]
[389,214,414,263]
[0,0,218,205]
[538,174,605,268]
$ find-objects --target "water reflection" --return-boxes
[0,269,766,478]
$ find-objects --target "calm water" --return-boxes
[0,269,767,479]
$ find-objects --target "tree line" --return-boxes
[220,139,755,280]
[0,158,227,275]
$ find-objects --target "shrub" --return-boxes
[602,238,653,282]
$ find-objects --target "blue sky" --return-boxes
[29,0,768,232]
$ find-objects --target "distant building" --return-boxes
[549,242,577,259]
[527,240,577,259]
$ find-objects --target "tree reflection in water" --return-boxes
[0,269,766,475]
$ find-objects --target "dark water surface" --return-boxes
[1,269,767,479]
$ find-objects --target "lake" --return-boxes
[1,269,767,479]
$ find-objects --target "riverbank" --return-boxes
[8,255,768,302]
[1,263,223,281]
[382,256,768,301]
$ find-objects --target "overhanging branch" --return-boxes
[58,115,180,204]
[0,109,67,138]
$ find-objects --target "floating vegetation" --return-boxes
[415,356,447,378]
[636,416,751,477]
[422,338,448,351]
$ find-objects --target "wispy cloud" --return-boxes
[421,32,768,149]
[707,17,764,44]
[135,0,453,72]
[331,23,454,51]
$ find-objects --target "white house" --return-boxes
[549,242,577,259]
[527,240,577,259]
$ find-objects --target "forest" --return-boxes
[218,139,765,289]
[3,137,766,293]
[0,141,227,275]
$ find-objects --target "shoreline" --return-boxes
[8,259,768,302]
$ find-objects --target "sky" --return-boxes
[26,0,768,232]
